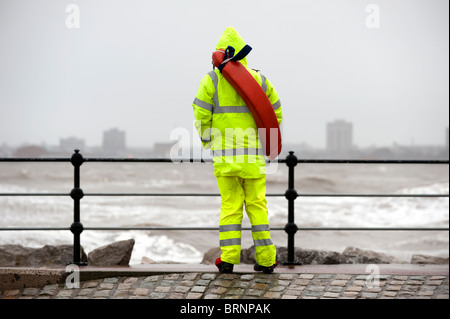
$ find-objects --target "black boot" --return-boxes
[254,262,278,274]
[216,258,234,274]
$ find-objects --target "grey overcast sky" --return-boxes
[0,0,448,149]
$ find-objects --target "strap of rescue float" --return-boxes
[217,44,252,72]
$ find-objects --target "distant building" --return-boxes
[60,137,85,153]
[0,144,12,157]
[13,145,47,158]
[102,128,126,155]
[154,142,177,157]
[446,127,449,150]
[327,120,353,154]
[445,127,449,160]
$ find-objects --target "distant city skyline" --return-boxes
[2,122,449,150]
[2,122,449,151]
[3,125,447,160]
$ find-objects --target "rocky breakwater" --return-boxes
[202,246,449,265]
[0,244,88,267]
[0,239,135,267]
[1,241,448,268]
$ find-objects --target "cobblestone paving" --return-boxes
[1,273,448,299]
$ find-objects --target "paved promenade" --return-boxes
[0,264,448,300]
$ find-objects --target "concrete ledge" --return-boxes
[279,264,449,276]
[0,268,67,291]
[130,263,449,276]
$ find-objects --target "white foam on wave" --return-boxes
[268,182,449,229]
[83,231,203,264]
[0,229,203,264]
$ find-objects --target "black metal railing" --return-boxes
[0,150,448,265]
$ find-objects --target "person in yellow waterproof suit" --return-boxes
[192,27,283,274]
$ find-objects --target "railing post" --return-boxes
[70,149,86,265]
[284,151,301,266]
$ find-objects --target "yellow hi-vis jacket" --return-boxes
[193,27,283,179]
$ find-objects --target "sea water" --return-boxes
[0,161,448,264]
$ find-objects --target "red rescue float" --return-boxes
[212,48,282,160]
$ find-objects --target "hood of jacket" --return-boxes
[216,27,248,67]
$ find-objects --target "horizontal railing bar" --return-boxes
[86,158,190,163]
[297,227,449,231]
[299,194,449,198]
[0,157,448,164]
[284,159,449,165]
[81,193,450,198]
[83,227,450,231]
[0,193,447,198]
[0,227,447,232]
[83,227,286,231]
[83,193,286,197]
[0,193,70,196]
[0,227,70,231]
[0,158,71,162]
[0,226,280,231]
[86,159,450,164]
[85,193,221,197]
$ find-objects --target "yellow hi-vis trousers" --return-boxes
[216,176,276,266]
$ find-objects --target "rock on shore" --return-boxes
[0,244,87,267]
[245,245,407,264]
[410,254,449,265]
[0,239,135,267]
[87,239,135,266]
[201,246,449,265]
